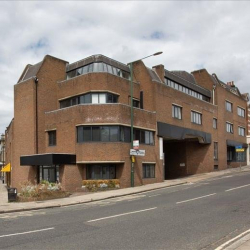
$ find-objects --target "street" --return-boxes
[1,171,250,250]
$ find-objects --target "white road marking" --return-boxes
[225,183,250,192]
[87,207,157,223]
[215,228,250,250]
[176,193,217,204]
[0,227,55,238]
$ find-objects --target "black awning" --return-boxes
[226,140,248,148]
[20,154,76,166]
[157,122,211,144]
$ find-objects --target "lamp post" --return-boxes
[129,51,163,187]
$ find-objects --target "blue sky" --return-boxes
[0,1,250,133]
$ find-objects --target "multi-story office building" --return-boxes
[0,134,5,179]
[247,103,250,165]
[5,54,249,191]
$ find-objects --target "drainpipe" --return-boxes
[212,84,216,105]
[34,77,39,154]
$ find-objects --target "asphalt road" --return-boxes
[1,171,250,250]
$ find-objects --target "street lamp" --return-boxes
[129,51,163,187]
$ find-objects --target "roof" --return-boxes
[171,70,197,85]
[165,69,211,98]
[20,61,43,82]
[147,67,162,83]
[66,54,130,73]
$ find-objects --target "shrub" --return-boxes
[18,180,67,202]
[82,179,120,192]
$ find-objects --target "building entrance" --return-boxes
[39,165,59,183]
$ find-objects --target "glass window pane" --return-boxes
[83,127,91,142]
[145,131,150,144]
[76,67,83,76]
[109,166,116,179]
[102,166,109,179]
[98,62,104,72]
[88,63,93,73]
[92,93,99,104]
[82,65,88,74]
[110,126,119,142]
[99,93,106,104]
[92,165,102,179]
[77,126,84,142]
[92,127,100,141]
[101,126,109,142]
[107,64,113,74]
[103,63,108,72]
[93,63,98,72]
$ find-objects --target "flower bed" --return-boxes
[17,180,70,202]
[82,179,120,192]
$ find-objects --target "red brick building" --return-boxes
[5,54,249,191]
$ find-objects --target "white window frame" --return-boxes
[172,104,182,120]
[191,110,202,125]
[238,126,245,136]
[226,122,234,133]
[237,106,245,117]
[225,100,233,112]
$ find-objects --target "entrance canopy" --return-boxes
[157,122,211,144]
[1,163,11,172]
[226,140,248,148]
[20,153,76,166]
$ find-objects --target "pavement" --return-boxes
[1,166,250,249]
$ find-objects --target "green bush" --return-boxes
[82,179,120,192]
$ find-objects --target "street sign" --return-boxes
[235,145,242,149]
[130,149,145,156]
[133,140,139,150]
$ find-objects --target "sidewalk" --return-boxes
[1,165,250,214]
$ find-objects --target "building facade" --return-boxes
[5,54,249,191]
[0,134,5,179]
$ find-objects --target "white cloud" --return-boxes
[0,1,250,133]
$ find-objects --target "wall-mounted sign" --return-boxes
[130,149,145,156]
[133,140,139,150]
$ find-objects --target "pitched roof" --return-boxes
[171,70,197,85]
[19,61,43,82]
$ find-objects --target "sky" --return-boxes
[0,1,250,133]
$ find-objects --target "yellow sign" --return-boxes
[236,149,244,152]
[1,163,11,172]
[131,156,135,163]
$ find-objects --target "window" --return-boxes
[227,147,234,161]
[236,151,246,162]
[226,122,233,133]
[237,107,245,117]
[143,164,155,178]
[66,62,130,80]
[238,127,245,136]
[226,101,233,112]
[48,131,56,146]
[214,142,218,160]
[87,164,116,179]
[132,99,140,108]
[172,105,182,120]
[227,146,246,162]
[77,125,154,145]
[134,129,154,145]
[60,92,118,108]
[191,111,202,125]
[39,165,59,183]
[213,118,217,129]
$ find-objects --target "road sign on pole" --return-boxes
[130,149,145,156]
